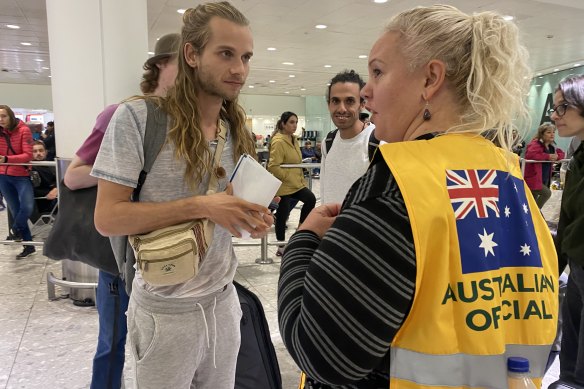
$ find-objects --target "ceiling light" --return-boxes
[282,62,294,65]
[6,24,20,29]
[538,76,543,79]
[502,15,514,21]
[41,67,49,70]
[177,9,186,14]
[267,47,277,51]
[285,91,290,94]
[574,63,581,67]
[48,75,52,78]
[373,0,388,3]
[324,65,332,68]
[358,55,368,59]
[269,80,276,83]
[300,88,306,91]
[554,68,560,71]
[148,51,154,55]
[34,59,44,62]
[315,24,327,29]
[248,85,254,88]
[289,75,295,78]
[535,84,542,87]
[21,42,32,46]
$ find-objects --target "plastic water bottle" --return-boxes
[507,357,537,389]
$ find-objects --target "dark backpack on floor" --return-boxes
[234,281,283,389]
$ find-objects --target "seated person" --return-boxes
[301,141,320,177]
[31,140,57,214]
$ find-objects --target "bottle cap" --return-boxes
[507,357,530,373]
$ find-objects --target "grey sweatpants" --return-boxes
[127,283,242,389]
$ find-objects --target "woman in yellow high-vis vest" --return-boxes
[277,5,559,389]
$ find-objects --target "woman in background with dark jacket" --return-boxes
[0,105,35,258]
[524,122,565,208]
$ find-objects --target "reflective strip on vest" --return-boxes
[390,344,551,388]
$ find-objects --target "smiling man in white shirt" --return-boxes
[321,69,376,204]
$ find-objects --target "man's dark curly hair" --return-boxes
[326,69,366,103]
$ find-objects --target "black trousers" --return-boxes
[275,187,316,242]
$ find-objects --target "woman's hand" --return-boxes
[298,203,342,239]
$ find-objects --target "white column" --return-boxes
[46,0,148,158]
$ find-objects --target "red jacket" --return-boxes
[0,119,33,176]
[524,138,565,190]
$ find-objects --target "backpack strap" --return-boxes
[116,99,168,295]
[132,99,168,201]
[324,129,338,155]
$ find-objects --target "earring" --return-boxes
[423,101,432,121]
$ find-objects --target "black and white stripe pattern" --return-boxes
[278,158,417,388]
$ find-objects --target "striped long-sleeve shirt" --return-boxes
[278,154,417,388]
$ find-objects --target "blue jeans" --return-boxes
[91,271,129,389]
[0,175,34,241]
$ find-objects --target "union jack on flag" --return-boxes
[446,169,542,274]
[446,169,500,220]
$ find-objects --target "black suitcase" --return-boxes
[234,281,283,389]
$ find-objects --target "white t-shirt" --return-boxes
[92,100,237,299]
[321,124,375,204]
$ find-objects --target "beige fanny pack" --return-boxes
[128,121,226,286]
[129,220,214,286]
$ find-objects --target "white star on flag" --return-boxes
[520,244,531,256]
[522,203,529,214]
[478,228,498,257]
[504,206,511,218]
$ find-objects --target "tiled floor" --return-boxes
[0,184,563,388]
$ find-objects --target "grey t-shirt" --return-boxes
[92,100,237,298]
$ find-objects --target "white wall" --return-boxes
[1,83,53,110]
[1,85,309,118]
[239,94,306,116]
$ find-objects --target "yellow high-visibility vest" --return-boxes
[299,134,557,388]
[382,134,557,388]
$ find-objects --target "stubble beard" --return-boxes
[196,67,241,102]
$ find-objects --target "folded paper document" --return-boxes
[230,154,281,239]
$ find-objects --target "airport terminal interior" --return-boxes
[2,0,584,388]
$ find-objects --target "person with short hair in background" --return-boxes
[359,112,372,127]
[31,140,57,214]
[321,69,375,204]
[41,121,56,160]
